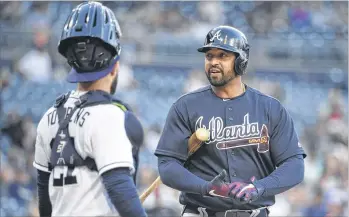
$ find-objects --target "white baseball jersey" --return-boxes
[33,90,135,216]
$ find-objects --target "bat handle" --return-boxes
[139,176,162,203]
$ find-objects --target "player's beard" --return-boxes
[206,64,236,87]
[110,75,118,95]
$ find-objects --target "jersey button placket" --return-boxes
[225,105,237,181]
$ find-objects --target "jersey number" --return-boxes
[53,167,78,187]
[50,135,78,187]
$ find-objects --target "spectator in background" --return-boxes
[197,1,223,24]
[1,112,36,151]
[302,187,327,217]
[1,112,24,147]
[321,88,346,119]
[0,2,23,25]
[25,2,51,29]
[0,68,10,118]
[0,162,16,202]
[325,188,347,217]
[288,3,312,30]
[20,115,37,151]
[320,153,347,191]
[189,2,224,41]
[0,149,35,216]
[319,88,348,146]
[144,124,162,153]
[16,28,52,83]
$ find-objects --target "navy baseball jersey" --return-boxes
[155,85,306,210]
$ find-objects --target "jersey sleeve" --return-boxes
[33,116,51,173]
[91,107,135,176]
[154,101,192,161]
[269,100,307,166]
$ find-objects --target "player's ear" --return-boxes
[110,61,120,77]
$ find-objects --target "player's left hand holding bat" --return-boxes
[229,176,265,204]
[205,170,236,199]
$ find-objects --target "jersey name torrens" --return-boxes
[195,113,260,144]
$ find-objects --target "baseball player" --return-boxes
[33,2,147,217]
[155,26,306,217]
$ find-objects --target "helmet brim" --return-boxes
[197,45,240,54]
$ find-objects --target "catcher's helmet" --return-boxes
[58,1,122,83]
[198,26,250,75]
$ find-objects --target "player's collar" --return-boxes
[71,90,88,98]
[221,83,246,101]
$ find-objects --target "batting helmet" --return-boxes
[58,1,122,83]
[197,26,250,75]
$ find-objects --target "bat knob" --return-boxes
[196,128,209,141]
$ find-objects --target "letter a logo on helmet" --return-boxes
[210,30,223,43]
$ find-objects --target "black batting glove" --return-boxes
[230,177,265,204]
[204,170,236,199]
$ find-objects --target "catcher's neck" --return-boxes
[77,77,111,94]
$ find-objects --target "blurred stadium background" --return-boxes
[0,1,348,216]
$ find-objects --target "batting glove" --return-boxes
[230,177,265,204]
[205,170,236,199]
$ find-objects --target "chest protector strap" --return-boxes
[49,90,113,172]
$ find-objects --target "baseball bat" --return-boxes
[139,128,209,203]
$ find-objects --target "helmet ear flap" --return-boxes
[234,54,248,75]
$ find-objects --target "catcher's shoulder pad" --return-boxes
[112,98,132,112]
[111,98,144,147]
[54,91,72,108]
[124,111,144,148]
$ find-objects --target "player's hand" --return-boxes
[205,170,236,199]
[229,177,263,204]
